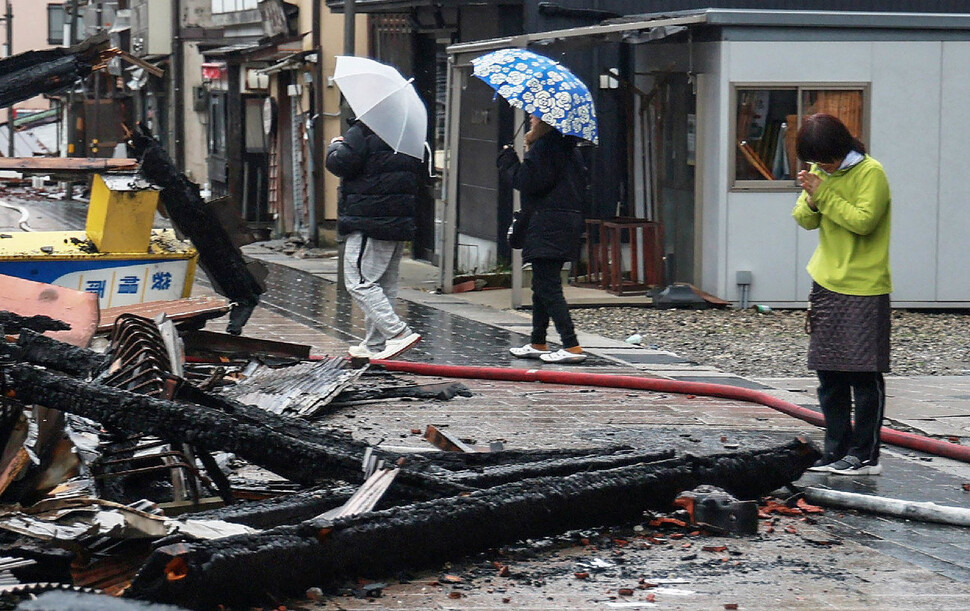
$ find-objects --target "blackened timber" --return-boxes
[0,312,69,334]
[0,34,110,108]
[16,329,108,378]
[125,438,820,609]
[447,449,677,488]
[128,124,264,335]
[188,486,356,529]
[4,363,471,497]
[405,444,636,470]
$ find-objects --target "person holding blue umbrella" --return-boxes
[474,49,597,364]
[497,114,589,363]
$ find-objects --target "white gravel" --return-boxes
[570,307,970,378]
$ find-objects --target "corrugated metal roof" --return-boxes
[448,8,970,56]
[222,357,366,418]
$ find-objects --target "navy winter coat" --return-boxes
[325,122,423,241]
[497,129,587,263]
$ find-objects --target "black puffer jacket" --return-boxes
[497,129,587,263]
[325,122,423,241]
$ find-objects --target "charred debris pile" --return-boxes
[0,311,820,609]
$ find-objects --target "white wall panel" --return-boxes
[936,42,970,301]
[869,42,941,302]
[728,41,872,83]
[725,191,801,303]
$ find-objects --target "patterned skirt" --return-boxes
[807,282,891,373]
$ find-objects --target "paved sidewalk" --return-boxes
[224,245,970,602]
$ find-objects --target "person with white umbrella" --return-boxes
[325,56,427,360]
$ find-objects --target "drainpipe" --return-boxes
[337,0,356,291]
[308,1,324,247]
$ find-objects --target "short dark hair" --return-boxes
[795,113,866,163]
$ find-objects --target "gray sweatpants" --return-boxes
[343,231,408,351]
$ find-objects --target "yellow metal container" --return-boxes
[86,173,161,253]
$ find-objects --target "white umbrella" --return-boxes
[332,56,428,159]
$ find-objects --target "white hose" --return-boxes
[804,486,970,528]
[0,198,33,231]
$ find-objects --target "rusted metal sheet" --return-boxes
[0,275,99,348]
[423,424,477,453]
[181,329,310,361]
[220,357,364,417]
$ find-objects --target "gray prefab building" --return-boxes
[445,9,970,306]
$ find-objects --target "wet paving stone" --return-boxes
[256,262,616,368]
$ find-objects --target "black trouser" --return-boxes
[816,370,886,463]
[530,258,578,349]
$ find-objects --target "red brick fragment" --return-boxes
[618,588,634,596]
[574,572,590,580]
[725,604,739,610]
[646,593,656,602]
[669,533,685,540]
[503,598,511,604]
[703,545,728,553]
[440,574,463,584]
[499,565,510,578]
[649,517,687,528]
[448,591,462,599]
[962,483,970,492]
[785,525,798,534]
[796,499,824,514]
[410,428,422,435]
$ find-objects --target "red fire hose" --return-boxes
[371,359,970,464]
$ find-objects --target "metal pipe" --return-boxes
[336,0,356,291]
[5,0,13,158]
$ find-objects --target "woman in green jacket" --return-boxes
[792,113,891,476]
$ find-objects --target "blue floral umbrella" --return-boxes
[471,48,598,144]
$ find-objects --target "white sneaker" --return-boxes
[539,349,588,364]
[348,345,376,359]
[509,343,550,359]
[371,331,421,360]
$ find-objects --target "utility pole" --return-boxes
[172,0,184,169]
[336,0,356,291]
[4,1,13,158]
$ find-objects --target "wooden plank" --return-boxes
[0,157,138,173]
[317,468,400,520]
[98,296,230,333]
[0,274,99,347]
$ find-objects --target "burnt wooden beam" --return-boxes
[187,486,356,530]
[128,124,264,335]
[125,438,820,609]
[3,363,471,499]
[0,312,69,334]
[447,448,677,488]
[16,329,107,379]
[0,34,110,108]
